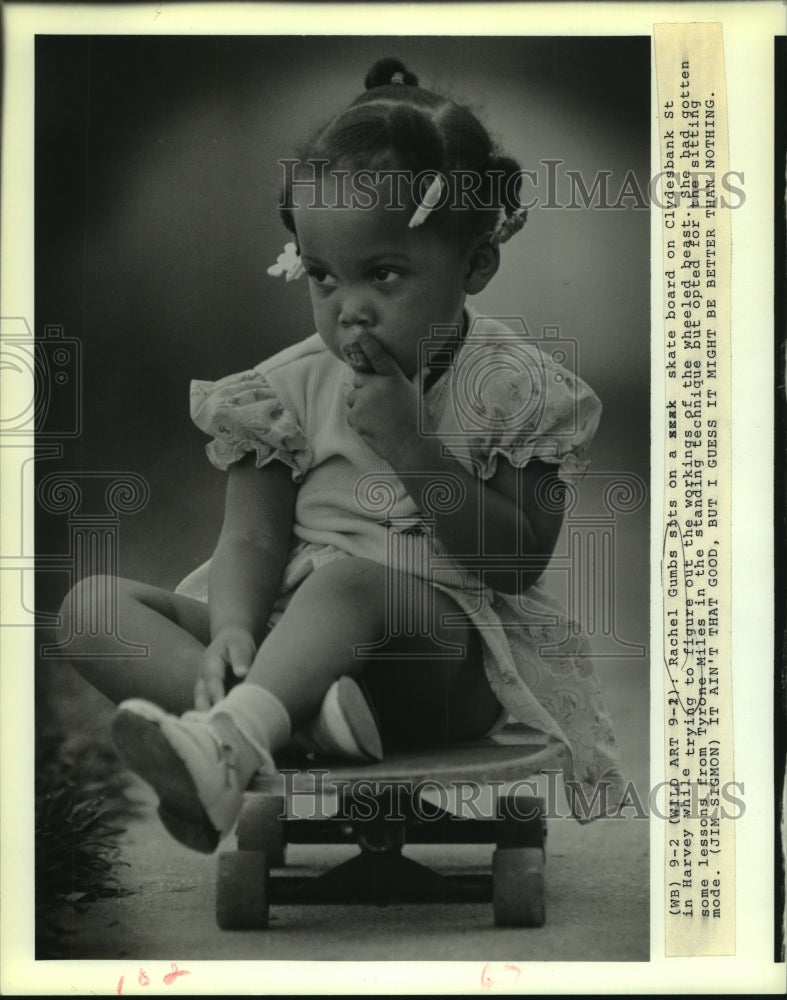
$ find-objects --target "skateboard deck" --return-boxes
[251,723,564,795]
[217,725,563,930]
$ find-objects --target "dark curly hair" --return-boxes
[279,57,525,246]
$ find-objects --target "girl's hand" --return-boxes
[345,331,423,468]
[195,624,257,710]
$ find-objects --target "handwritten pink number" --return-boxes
[117,976,125,996]
[138,969,150,987]
[503,964,521,983]
[481,963,494,988]
[163,963,191,986]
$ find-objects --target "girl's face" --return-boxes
[292,184,494,379]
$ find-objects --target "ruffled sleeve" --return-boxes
[457,343,602,483]
[189,370,313,481]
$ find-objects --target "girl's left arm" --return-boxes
[392,438,565,595]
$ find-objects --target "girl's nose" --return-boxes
[338,288,374,328]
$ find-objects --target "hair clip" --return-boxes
[408,174,444,229]
[489,207,528,247]
[391,71,405,84]
[267,241,306,281]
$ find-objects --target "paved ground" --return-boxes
[56,662,649,969]
[64,782,648,964]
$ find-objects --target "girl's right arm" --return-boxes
[195,454,297,709]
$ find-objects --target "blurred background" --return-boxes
[32,33,650,958]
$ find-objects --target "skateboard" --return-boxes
[216,724,564,930]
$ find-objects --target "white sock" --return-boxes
[208,684,291,766]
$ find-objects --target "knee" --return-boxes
[57,575,132,638]
[60,573,112,616]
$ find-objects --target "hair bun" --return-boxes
[364,57,418,90]
[488,153,524,210]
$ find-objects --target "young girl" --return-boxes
[59,57,623,854]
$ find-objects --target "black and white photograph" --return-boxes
[0,2,782,995]
[32,29,650,963]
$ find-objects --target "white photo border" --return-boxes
[1,1,783,994]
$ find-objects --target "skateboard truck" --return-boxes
[356,817,405,854]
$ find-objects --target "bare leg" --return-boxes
[243,556,501,747]
[59,562,500,748]
[71,561,500,853]
[56,575,212,715]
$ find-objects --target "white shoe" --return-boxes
[296,676,383,762]
[111,699,273,853]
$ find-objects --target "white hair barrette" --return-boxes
[408,174,444,229]
[407,173,528,246]
[267,241,306,281]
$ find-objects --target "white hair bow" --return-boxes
[267,241,306,281]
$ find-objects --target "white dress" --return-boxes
[176,311,624,818]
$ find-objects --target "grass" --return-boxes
[35,729,138,959]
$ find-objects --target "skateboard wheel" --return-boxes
[492,847,546,927]
[216,851,270,930]
[236,795,286,867]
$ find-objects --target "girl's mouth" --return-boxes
[341,340,373,373]
[341,325,374,372]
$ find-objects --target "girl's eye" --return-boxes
[371,267,399,283]
[307,268,337,287]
